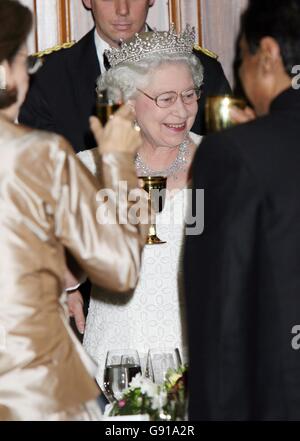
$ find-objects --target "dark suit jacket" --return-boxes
[19,29,231,153]
[184,87,300,420]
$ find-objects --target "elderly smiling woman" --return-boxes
[76,26,204,386]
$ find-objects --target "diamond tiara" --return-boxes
[104,24,196,68]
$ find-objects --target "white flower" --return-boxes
[128,374,168,412]
[129,373,144,389]
[140,379,159,398]
[151,390,167,410]
[129,374,158,398]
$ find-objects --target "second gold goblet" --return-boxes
[139,176,167,245]
[205,95,247,133]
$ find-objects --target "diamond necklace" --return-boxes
[135,139,190,179]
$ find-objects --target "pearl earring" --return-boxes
[133,120,141,132]
[0,65,6,90]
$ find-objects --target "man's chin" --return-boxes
[111,26,147,43]
[111,25,132,35]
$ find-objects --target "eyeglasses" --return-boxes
[137,87,201,108]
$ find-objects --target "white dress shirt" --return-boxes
[94,25,149,73]
[94,30,111,73]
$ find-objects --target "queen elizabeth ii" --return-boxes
[76,25,204,386]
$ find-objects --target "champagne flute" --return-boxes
[205,95,247,133]
[139,176,167,245]
[96,86,123,126]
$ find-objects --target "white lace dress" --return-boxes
[77,133,201,386]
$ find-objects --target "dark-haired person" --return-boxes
[0,0,147,421]
[185,0,300,420]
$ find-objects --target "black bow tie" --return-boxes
[103,53,110,71]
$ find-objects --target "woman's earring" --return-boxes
[0,65,6,90]
[133,120,141,132]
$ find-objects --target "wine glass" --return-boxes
[103,349,141,401]
[96,86,123,126]
[205,95,247,133]
[146,347,182,384]
[139,176,167,245]
[121,352,142,385]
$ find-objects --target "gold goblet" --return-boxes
[139,176,167,245]
[96,87,123,126]
[205,95,247,133]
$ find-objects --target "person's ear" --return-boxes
[259,37,282,74]
[127,99,136,115]
[82,0,92,10]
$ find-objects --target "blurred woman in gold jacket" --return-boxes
[0,0,146,421]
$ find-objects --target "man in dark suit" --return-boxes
[19,0,230,153]
[185,0,300,420]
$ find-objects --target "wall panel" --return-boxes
[200,0,248,86]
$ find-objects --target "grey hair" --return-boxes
[97,52,204,101]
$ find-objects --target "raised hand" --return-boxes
[230,105,256,124]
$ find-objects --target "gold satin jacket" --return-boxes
[0,117,146,420]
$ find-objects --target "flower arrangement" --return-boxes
[104,366,187,421]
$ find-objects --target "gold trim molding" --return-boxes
[197,0,202,46]
[169,0,181,33]
[57,0,71,44]
[168,0,202,46]
[33,0,38,52]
